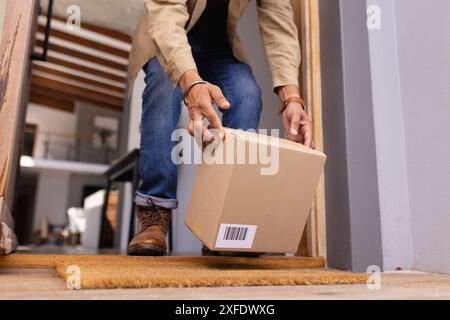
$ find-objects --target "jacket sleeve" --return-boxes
[256,0,301,89]
[144,0,197,87]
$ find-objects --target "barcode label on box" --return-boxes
[215,224,257,249]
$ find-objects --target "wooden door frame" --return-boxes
[293,0,327,259]
[0,0,38,255]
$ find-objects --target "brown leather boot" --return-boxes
[127,205,171,256]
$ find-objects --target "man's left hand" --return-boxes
[281,102,313,148]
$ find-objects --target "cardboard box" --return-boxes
[185,128,326,253]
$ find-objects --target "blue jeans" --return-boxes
[135,35,263,209]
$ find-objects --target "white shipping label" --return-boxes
[215,224,257,249]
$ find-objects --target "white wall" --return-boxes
[366,0,414,271]
[25,103,111,232]
[394,0,450,274]
[32,170,71,231]
[366,0,450,274]
[26,103,77,159]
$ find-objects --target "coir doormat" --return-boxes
[0,254,369,289]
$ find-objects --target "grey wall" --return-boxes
[394,0,450,274]
[319,0,352,271]
[321,0,450,274]
[320,0,384,272]
[338,0,384,272]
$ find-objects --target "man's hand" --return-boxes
[281,102,313,148]
[180,70,230,142]
[278,85,313,148]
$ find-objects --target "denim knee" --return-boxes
[233,80,263,114]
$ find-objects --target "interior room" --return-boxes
[1,0,450,301]
[4,0,328,259]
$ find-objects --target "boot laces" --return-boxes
[139,198,170,232]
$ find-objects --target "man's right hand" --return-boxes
[180,70,230,143]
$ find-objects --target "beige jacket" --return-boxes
[128,0,301,91]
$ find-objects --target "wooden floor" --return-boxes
[1,268,450,299]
